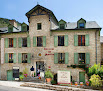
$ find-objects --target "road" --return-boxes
[0,85,53,91]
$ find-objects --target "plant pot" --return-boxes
[24,75,27,77]
[46,78,52,83]
[39,77,41,79]
[86,83,89,86]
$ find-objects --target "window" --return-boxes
[78,35,85,46]
[9,38,13,47]
[37,23,42,30]
[22,38,27,47]
[9,53,13,63]
[58,36,64,46]
[37,36,43,47]
[79,53,85,64]
[79,23,84,28]
[60,24,65,29]
[22,53,27,63]
[58,53,65,64]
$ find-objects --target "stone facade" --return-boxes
[0,5,101,83]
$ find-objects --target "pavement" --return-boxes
[0,81,54,91]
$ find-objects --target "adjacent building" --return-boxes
[0,5,101,83]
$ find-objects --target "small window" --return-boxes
[58,53,65,64]
[9,53,13,63]
[79,23,84,28]
[37,36,43,47]
[22,38,27,47]
[58,36,64,46]
[60,24,65,29]
[37,23,42,30]
[78,35,85,46]
[9,38,13,47]
[22,53,27,63]
[78,53,85,64]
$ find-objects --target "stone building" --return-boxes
[0,5,101,83]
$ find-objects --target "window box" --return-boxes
[22,60,27,63]
[58,60,64,64]
[9,59,13,63]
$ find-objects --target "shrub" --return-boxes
[89,74,102,87]
[19,72,23,76]
[19,75,24,81]
[45,70,53,79]
[51,80,57,85]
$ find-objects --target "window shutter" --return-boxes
[33,37,37,47]
[5,38,8,48]
[65,52,69,64]
[43,36,46,47]
[65,35,68,46]
[8,26,13,32]
[5,53,8,63]
[27,53,31,63]
[27,37,31,47]
[13,38,17,48]
[74,53,78,64]
[18,38,22,48]
[54,53,58,64]
[86,53,90,64]
[13,53,16,63]
[18,53,22,63]
[54,35,58,47]
[85,34,89,46]
[74,35,78,46]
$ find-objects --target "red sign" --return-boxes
[44,48,54,50]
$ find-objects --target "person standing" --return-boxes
[30,66,34,77]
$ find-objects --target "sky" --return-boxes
[0,0,103,35]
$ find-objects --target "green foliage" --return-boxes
[51,80,57,85]
[19,72,23,76]
[19,75,24,81]
[89,74,102,87]
[23,67,28,75]
[34,72,35,77]
[45,70,53,79]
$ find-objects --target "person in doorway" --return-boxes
[37,68,40,76]
[30,66,34,77]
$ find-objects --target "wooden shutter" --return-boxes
[43,36,46,47]
[13,53,16,63]
[33,37,37,47]
[54,35,58,47]
[18,53,22,63]
[5,53,8,63]
[65,35,68,46]
[65,52,69,64]
[54,53,58,64]
[18,38,22,48]
[74,53,78,64]
[74,35,78,46]
[86,53,90,64]
[27,53,31,63]
[85,34,89,46]
[5,38,8,48]
[13,38,17,48]
[27,37,31,47]
[8,26,13,32]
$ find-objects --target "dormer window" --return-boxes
[79,23,84,28]
[60,24,65,29]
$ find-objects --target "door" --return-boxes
[36,61,44,76]
[79,72,85,84]
[7,70,13,81]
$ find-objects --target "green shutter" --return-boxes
[85,34,89,46]
[54,35,58,47]
[65,53,69,64]
[43,36,46,47]
[86,53,90,64]
[54,53,58,64]
[65,35,68,46]
[13,38,17,48]
[18,38,22,48]
[33,37,37,47]
[74,53,78,65]
[27,37,31,47]
[8,26,13,32]
[27,53,31,63]
[5,38,8,48]
[74,35,78,46]
[13,53,16,63]
[18,53,22,63]
[5,53,8,63]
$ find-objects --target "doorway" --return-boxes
[79,72,85,83]
[7,70,13,81]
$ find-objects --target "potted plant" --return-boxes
[75,82,78,86]
[45,70,53,83]
[19,75,24,81]
[9,59,13,63]
[24,74,27,77]
[86,81,89,86]
[80,82,83,86]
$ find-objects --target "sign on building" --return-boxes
[58,70,71,84]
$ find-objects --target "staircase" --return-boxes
[23,76,45,83]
